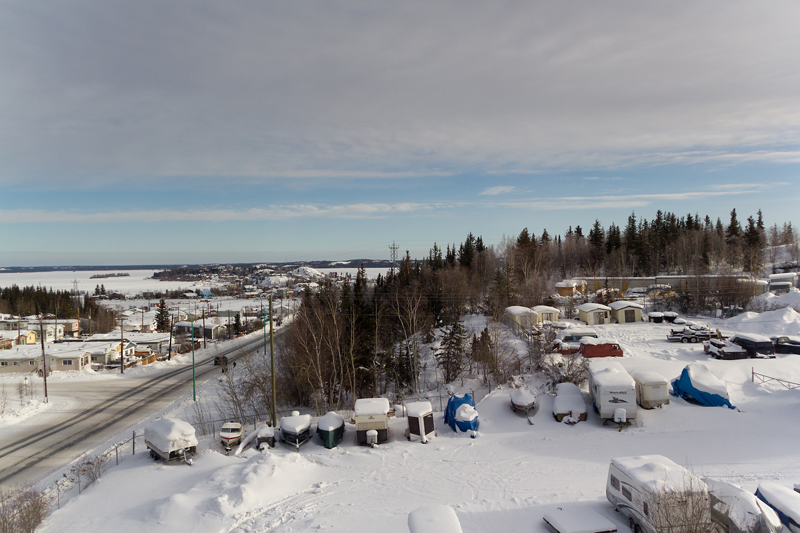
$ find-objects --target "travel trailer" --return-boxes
[606,455,710,533]
[588,360,637,422]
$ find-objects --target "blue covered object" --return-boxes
[444,394,480,435]
[670,363,736,410]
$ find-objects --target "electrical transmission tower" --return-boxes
[389,241,399,274]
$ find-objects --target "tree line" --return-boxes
[277,208,797,413]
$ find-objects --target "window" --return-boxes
[29,361,34,365]
[62,360,73,366]
[0,362,7,366]
[610,475,620,490]
[643,502,649,516]
[622,486,632,501]
[12,361,20,366]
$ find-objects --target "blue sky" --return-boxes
[2,1,799,266]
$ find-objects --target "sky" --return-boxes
[1,1,799,267]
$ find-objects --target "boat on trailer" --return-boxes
[280,411,313,451]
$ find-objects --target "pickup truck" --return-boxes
[704,338,748,360]
[666,325,716,344]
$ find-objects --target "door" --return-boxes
[625,310,635,323]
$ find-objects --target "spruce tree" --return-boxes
[155,298,171,332]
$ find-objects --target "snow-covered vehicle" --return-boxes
[667,325,714,344]
[510,387,536,416]
[606,455,710,533]
[632,371,669,409]
[280,411,313,451]
[317,411,345,449]
[727,333,775,358]
[671,363,736,409]
[755,482,800,533]
[353,398,392,445]
[220,422,243,451]
[144,417,198,464]
[444,394,479,438]
[704,338,748,360]
[705,478,782,533]
[550,328,599,354]
[771,335,800,355]
[588,360,636,425]
[552,382,587,424]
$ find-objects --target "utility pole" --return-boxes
[38,315,48,403]
[269,295,276,426]
[120,317,124,374]
[167,315,173,361]
[191,317,196,401]
[202,310,206,349]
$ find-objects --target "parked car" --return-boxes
[771,335,800,354]
[728,333,775,358]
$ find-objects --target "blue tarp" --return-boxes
[444,394,480,433]
[755,485,800,532]
[671,366,736,409]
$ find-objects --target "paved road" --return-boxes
[0,331,279,488]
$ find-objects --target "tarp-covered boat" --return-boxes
[671,363,736,409]
[444,394,479,437]
[316,411,345,449]
[756,482,800,533]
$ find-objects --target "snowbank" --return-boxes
[408,505,463,533]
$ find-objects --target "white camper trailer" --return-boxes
[633,372,670,409]
[606,455,710,533]
[353,398,392,445]
[589,360,637,422]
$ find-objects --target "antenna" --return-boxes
[389,241,399,274]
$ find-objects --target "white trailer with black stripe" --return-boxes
[588,360,637,425]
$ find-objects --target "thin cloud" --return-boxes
[479,186,516,196]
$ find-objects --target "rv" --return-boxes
[606,455,710,533]
[588,360,637,421]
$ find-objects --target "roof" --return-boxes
[589,360,634,388]
[608,301,643,311]
[611,455,706,494]
[532,305,560,314]
[731,332,772,343]
[504,306,536,316]
[578,303,611,312]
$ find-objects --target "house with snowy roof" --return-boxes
[608,301,643,323]
[577,303,612,325]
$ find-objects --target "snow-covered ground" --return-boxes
[35,310,800,533]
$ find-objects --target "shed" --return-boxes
[608,301,643,323]
[577,303,612,326]
[503,306,538,336]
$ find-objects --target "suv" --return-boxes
[728,334,775,358]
